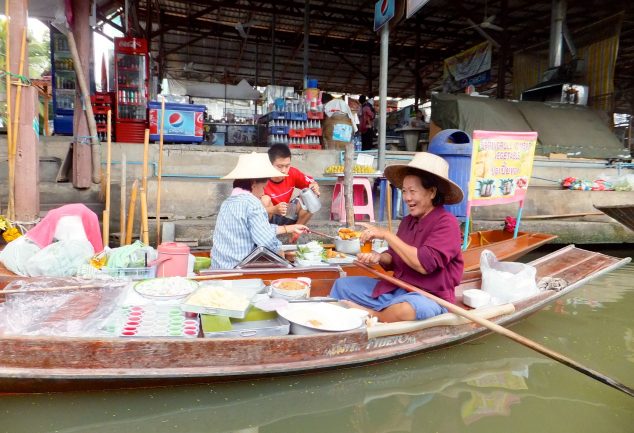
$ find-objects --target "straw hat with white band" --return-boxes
[383,152,464,205]
[221,152,287,180]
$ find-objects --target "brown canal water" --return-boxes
[1,247,633,433]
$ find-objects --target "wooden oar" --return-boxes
[155,96,166,246]
[125,179,139,245]
[308,228,337,240]
[188,273,243,281]
[367,303,515,338]
[354,260,634,398]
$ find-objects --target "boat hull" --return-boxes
[0,246,627,393]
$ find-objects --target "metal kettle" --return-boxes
[298,188,322,213]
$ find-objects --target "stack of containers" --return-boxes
[91,92,116,142]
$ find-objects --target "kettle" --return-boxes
[298,188,322,213]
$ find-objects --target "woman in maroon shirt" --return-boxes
[330,152,464,322]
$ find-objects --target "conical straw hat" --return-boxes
[383,152,464,205]
[221,152,287,180]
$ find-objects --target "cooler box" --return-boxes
[428,129,472,220]
[149,101,206,143]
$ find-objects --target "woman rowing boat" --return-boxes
[330,152,465,322]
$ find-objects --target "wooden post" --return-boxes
[7,27,26,220]
[140,186,149,245]
[120,153,127,246]
[8,0,38,224]
[343,140,355,226]
[155,97,165,245]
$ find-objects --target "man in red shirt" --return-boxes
[261,144,321,228]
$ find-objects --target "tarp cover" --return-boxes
[431,93,624,158]
[163,79,260,100]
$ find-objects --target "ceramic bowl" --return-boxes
[334,237,360,254]
[270,278,310,300]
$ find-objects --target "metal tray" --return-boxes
[202,316,290,338]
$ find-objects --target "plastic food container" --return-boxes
[270,278,310,300]
[462,289,492,308]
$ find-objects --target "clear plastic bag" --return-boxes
[0,278,128,337]
[480,249,539,305]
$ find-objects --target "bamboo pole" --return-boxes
[7,26,26,220]
[142,129,149,192]
[119,153,127,246]
[140,186,149,245]
[4,1,12,217]
[125,179,139,245]
[155,96,165,246]
[386,179,393,233]
[102,110,112,247]
[354,260,634,398]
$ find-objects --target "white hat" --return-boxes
[383,152,464,205]
[221,152,287,180]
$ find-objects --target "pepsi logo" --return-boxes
[381,0,388,14]
[168,112,183,127]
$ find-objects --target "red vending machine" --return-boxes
[114,37,148,143]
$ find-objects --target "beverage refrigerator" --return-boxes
[114,37,149,143]
[50,26,75,135]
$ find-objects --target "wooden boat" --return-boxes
[594,204,634,232]
[0,245,627,393]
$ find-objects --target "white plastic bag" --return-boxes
[0,236,41,276]
[25,239,94,277]
[480,249,539,305]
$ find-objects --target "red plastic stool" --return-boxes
[330,177,375,223]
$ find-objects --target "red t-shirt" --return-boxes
[264,166,314,205]
[373,206,464,303]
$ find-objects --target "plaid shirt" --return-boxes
[211,192,281,269]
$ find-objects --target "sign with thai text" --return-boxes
[467,130,538,206]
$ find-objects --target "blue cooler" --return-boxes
[149,101,206,143]
[428,129,472,220]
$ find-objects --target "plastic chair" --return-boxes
[330,177,375,223]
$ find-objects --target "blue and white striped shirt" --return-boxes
[211,192,281,269]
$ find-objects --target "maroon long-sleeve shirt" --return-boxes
[372,206,464,304]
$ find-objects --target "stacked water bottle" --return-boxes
[264,99,323,149]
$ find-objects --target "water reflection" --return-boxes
[0,352,596,433]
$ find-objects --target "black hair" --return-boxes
[267,143,292,163]
[403,168,446,206]
[233,178,268,191]
[359,95,367,104]
[321,93,334,104]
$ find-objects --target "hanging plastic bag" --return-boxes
[480,249,539,305]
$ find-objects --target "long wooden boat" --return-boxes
[594,204,634,232]
[0,245,627,393]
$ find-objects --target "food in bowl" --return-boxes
[338,228,361,240]
[271,278,310,300]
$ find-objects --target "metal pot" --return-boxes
[298,188,322,213]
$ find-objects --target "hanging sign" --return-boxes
[443,42,492,91]
[406,0,431,19]
[374,0,396,32]
[467,131,539,207]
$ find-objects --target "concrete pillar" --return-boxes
[8,0,39,222]
[71,0,93,188]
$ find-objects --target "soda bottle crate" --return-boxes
[288,112,307,121]
[261,111,288,123]
[288,128,305,138]
[289,144,322,150]
[268,125,289,135]
[304,128,322,136]
[91,92,113,105]
[307,111,324,120]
